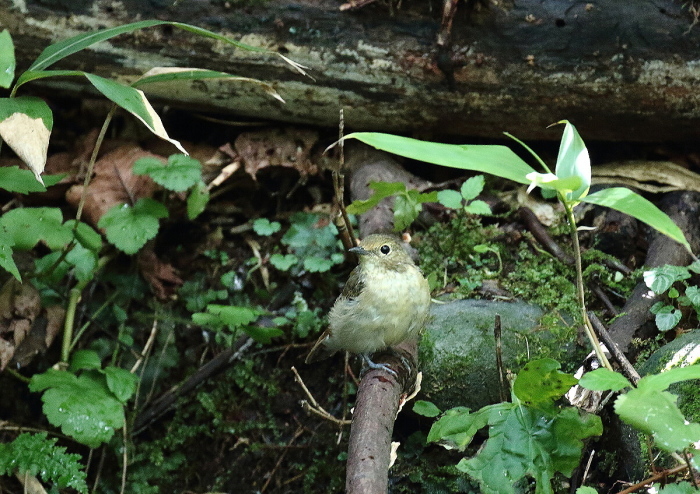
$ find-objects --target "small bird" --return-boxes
[305,233,432,374]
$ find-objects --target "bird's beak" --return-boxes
[349,246,369,256]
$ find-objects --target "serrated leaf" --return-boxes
[654,483,698,494]
[583,188,691,253]
[0,97,53,183]
[98,198,168,254]
[578,368,631,392]
[0,433,87,493]
[69,350,102,371]
[460,175,485,201]
[553,121,590,201]
[344,133,536,185]
[270,253,298,271]
[187,181,210,220]
[644,265,691,294]
[0,30,15,88]
[0,207,72,250]
[413,400,442,418]
[464,199,492,216]
[394,193,423,231]
[637,364,700,392]
[253,218,282,236]
[204,305,263,327]
[437,189,463,209]
[303,255,334,272]
[65,243,98,282]
[512,358,578,407]
[85,74,186,154]
[103,366,138,403]
[133,154,201,191]
[427,405,487,449]
[30,370,125,448]
[242,325,284,344]
[458,404,601,494]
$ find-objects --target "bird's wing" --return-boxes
[338,265,365,301]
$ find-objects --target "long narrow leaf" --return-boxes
[27,20,305,75]
[15,70,87,89]
[344,132,536,185]
[133,68,284,103]
[84,73,186,154]
[582,187,691,253]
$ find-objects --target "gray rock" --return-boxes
[419,299,576,411]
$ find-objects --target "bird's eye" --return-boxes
[380,244,391,255]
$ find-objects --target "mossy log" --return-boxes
[2,0,700,141]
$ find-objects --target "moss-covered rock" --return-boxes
[419,299,579,411]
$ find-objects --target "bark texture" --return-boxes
[2,0,700,141]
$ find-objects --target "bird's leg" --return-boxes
[360,353,398,377]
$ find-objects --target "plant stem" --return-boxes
[563,201,613,371]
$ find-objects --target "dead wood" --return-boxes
[3,0,700,141]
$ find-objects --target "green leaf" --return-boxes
[582,187,691,253]
[0,166,49,193]
[613,366,700,453]
[0,96,53,183]
[0,207,72,250]
[69,350,102,371]
[615,387,700,452]
[270,253,298,271]
[654,483,698,494]
[0,30,15,88]
[512,358,578,408]
[345,133,536,185]
[65,243,98,282]
[654,306,682,332]
[393,194,421,231]
[98,198,168,254]
[242,325,284,344]
[552,121,591,201]
[133,154,202,191]
[644,265,691,294]
[85,74,186,154]
[25,20,304,76]
[0,433,87,493]
[576,487,598,494]
[65,220,103,252]
[253,218,282,236]
[427,405,492,450]
[437,189,463,209]
[103,366,138,403]
[303,255,334,272]
[203,305,263,328]
[578,368,631,392]
[464,199,492,216]
[525,172,583,195]
[187,181,210,220]
[413,400,441,418]
[460,175,485,201]
[685,285,700,306]
[457,405,601,494]
[0,229,20,281]
[29,369,126,448]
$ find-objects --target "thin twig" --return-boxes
[615,464,688,494]
[494,314,507,402]
[587,312,640,385]
[291,366,352,426]
[260,427,305,493]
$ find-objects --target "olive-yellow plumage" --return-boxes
[305,234,431,369]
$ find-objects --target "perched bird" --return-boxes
[305,233,432,374]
